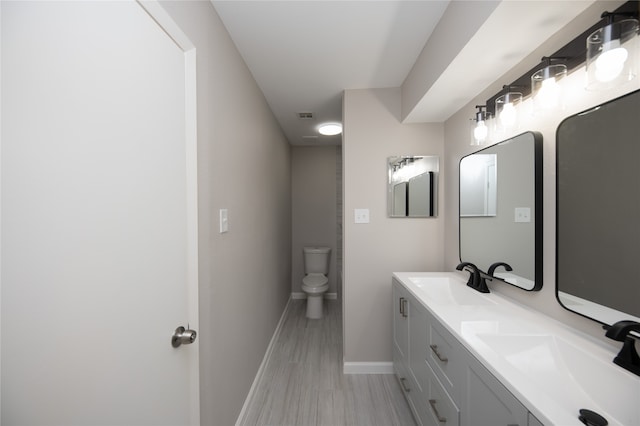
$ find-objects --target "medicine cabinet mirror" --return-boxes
[556,89,640,325]
[459,131,543,291]
[387,156,438,217]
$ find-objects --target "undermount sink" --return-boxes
[476,333,640,425]
[408,276,496,306]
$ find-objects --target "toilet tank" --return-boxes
[303,247,331,275]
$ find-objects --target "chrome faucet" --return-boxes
[456,262,489,293]
[605,320,640,376]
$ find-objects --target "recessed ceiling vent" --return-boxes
[297,112,313,119]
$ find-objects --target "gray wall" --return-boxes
[343,88,444,364]
[291,146,339,296]
[159,2,292,425]
[443,0,639,345]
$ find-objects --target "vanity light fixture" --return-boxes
[586,11,639,90]
[470,105,492,146]
[318,123,343,136]
[495,86,522,131]
[482,2,637,120]
[531,56,567,113]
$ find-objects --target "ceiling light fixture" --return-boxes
[318,123,342,136]
[586,11,639,90]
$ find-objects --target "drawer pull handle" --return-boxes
[428,399,447,423]
[398,298,408,318]
[430,344,448,362]
[399,377,410,392]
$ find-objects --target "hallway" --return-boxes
[241,299,416,426]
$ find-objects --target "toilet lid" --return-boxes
[302,274,328,287]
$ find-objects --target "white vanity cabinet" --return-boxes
[392,277,534,426]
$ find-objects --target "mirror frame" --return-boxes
[459,131,543,291]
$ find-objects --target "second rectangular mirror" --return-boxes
[387,156,439,218]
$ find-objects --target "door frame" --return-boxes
[136,2,200,424]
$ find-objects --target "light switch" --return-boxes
[514,207,531,223]
[219,209,228,233]
[354,208,370,224]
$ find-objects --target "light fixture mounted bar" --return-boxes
[485,0,639,115]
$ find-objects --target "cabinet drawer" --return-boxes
[394,360,411,396]
[423,361,460,426]
[395,360,424,425]
[427,321,462,403]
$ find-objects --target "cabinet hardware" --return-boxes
[428,399,447,423]
[399,377,410,392]
[430,344,448,362]
[399,297,408,318]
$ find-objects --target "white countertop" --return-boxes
[393,271,640,426]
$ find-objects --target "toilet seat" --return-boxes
[302,273,329,293]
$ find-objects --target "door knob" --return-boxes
[171,326,197,348]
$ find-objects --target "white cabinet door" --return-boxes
[461,355,528,426]
[393,281,410,368]
[1,2,199,424]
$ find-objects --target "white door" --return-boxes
[1,1,199,424]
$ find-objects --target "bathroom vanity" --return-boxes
[392,272,639,426]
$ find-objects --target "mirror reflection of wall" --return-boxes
[387,156,438,217]
[459,132,542,291]
[556,89,640,325]
[460,154,497,217]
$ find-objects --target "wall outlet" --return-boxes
[514,207,531,223]
[354,208,370,224]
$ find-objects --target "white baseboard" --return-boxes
[235,296,293,426]
[343,362,394,375]
[291,292,338,300]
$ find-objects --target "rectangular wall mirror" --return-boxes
[387,156,438,217]
[557,89,640,326]
[459,131,543,291]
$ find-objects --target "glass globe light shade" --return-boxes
[531,63,567,113]
[586,19,639,90]
[495,91,522,132]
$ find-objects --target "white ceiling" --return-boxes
[211,0,596,146]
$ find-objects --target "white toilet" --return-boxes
[302,246,331,319]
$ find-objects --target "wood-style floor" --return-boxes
[241,299,416,426]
